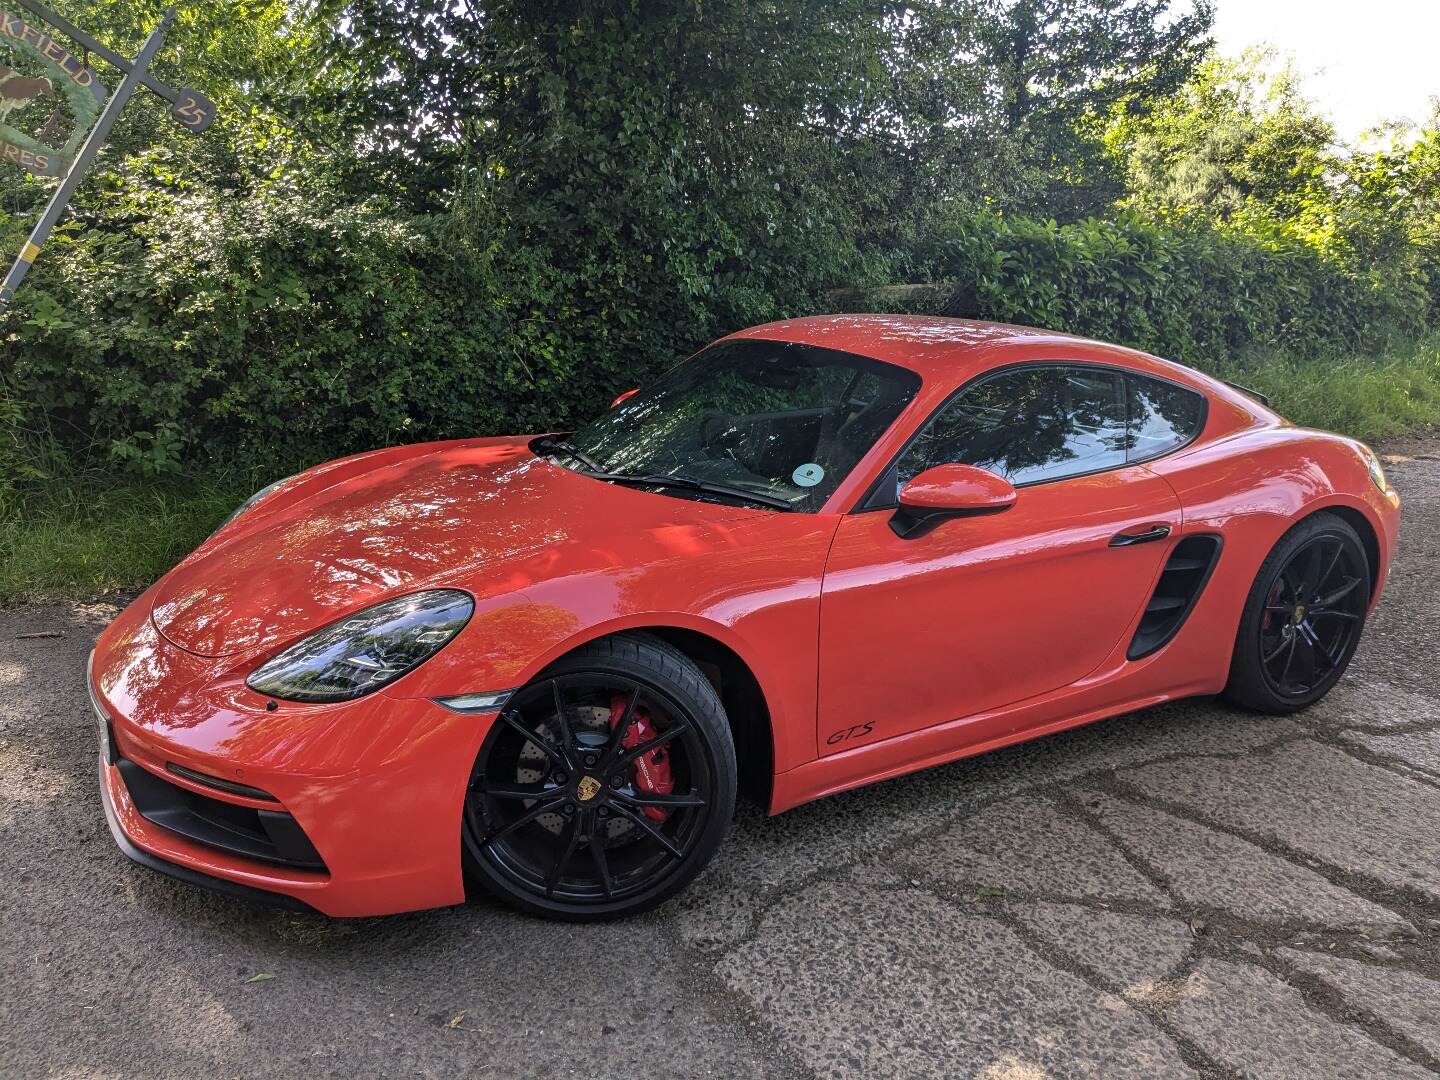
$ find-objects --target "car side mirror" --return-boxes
[890,464,1016,539]
[611,387,640,409]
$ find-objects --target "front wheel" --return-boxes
[462,633,736,920]
[1224,512,1371,714]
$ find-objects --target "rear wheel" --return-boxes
[462,633,736,920]
[1224,512,1371,714]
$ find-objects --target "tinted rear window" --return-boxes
[1127,374,1206,462]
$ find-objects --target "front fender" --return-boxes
[385,515,841,774]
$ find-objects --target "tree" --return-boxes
[1340,107,1440,300]
[1102,54,1438,321]
[315,1,1008,205]
[306,1,1030,363]
[972,0,1215,218]
[1104,51,1335,223]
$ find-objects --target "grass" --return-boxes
[0,471,258,603]
[1212,334,1440,443]
[3,336,1439,605]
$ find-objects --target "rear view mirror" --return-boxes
[611,388,640,409]
[891,464,1016,538]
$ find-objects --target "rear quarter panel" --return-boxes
[1145,423,1401,692]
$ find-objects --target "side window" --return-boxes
[897,365,1128,487]
[1126,373,1205,461]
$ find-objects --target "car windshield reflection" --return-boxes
[549,340,922,512]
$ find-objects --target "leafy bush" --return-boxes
[2,2,1435,489]
[2,181,1434,487]
[3,172,609,474]
[850,209,1434,367]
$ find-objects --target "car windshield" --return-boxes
[551,339,922,512]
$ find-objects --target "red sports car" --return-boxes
[91,316,1401,919]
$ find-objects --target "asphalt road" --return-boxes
[3,441,1439,1079]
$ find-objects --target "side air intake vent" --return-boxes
[1128,535,1223,660]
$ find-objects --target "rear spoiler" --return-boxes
[1222,380,1271,407]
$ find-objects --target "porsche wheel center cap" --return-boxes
[575,775,602,802]
[1292,605,1307,624]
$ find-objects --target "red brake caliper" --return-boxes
[608,694,674,823]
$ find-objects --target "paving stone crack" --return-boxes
[901,866,1234,1079]
[1258,948,1440,1073]
[656,908,820,1080]
[1054,788,1185,902]
[1308,731,1440,789]
[1102,771,1435,921]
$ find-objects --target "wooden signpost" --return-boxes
[0,1,214,315]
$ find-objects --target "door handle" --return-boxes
[1109,524,1171,547]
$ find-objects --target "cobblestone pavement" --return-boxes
[2,443,1437,1078]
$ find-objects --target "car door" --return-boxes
[817,363,1184,752]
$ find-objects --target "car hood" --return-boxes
[150,437,753,657]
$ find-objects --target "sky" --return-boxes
[1212,0,1440,141]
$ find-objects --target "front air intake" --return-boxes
[1127,535,1223,660]
[117,759,326,871]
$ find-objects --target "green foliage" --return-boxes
[1106,52,1334,223]
[1341,109,1440,305]
[976,0,1216,218]
[6,179,1428,482]
[0,469,256,601]
[316,0,1212,222]
[1102,56,1440,303]
[1212,335,1440,441]
[0,0,1432,499]
[5,165,579,466]
[852,207,1430,364]
[317,0,1017,210]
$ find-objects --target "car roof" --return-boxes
[724,314,1173,385]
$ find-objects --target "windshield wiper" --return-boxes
[538,437,795,510]
[603,472,796,511]
[535,435,605,474]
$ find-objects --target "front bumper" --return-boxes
[91,598,500,917]
[97,755,318,913]
[1362,482,1403,612]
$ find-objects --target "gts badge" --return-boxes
[826,722,875,746]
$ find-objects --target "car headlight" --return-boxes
[247,590,474,703]
[1361,444,1388,493]
[214,474,297,536]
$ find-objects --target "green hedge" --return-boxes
[856,211,1434,365]
[1,152,874,478]
[2,187,1434,482]
[3,189,561,475]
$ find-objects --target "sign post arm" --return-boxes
[10,0,182,107]
[0,9,174,313]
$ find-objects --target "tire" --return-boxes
[462,632,736,920]
[1224,512,1371,714]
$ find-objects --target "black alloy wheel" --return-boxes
[462,633,736,920]
[1225,512,1371,713]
